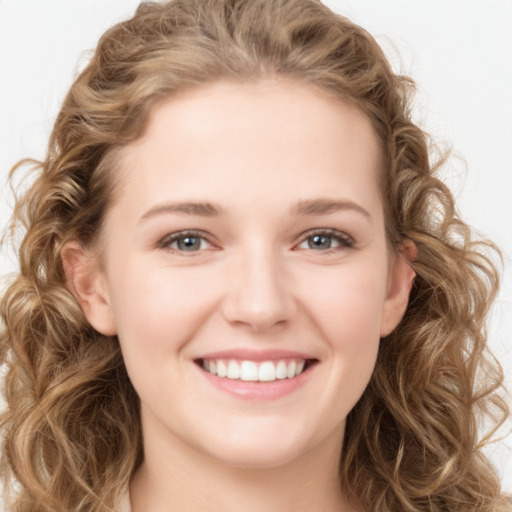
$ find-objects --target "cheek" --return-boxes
[301,258,389,340]
[300,258,388,396]
[108,259,217,355]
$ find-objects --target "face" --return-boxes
[67,79,413,470]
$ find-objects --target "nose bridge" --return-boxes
[222,239,295,331]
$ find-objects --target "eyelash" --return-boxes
[157,229,355,255]
[157,230,215,254]
[297,228,355,254]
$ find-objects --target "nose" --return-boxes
[221,245,297,332]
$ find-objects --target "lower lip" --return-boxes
[195,362,317,400]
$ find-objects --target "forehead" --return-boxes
[137,78,380,154]
[112,79,383,219]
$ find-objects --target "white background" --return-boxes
[1,0,511,495]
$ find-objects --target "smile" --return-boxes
[201,358,312,382]
[194,353,319,399]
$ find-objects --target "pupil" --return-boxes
[309,235,331,249]
[178,236,200,251]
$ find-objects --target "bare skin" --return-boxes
[63,78,414,511]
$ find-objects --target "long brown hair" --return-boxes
[1,0,510,510]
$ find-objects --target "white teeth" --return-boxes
[276,360,287,379]
[240,361,258,381]
[202,358,311,382]
[217,360,227,378]
[258,361,275,381]
[227,360,240,379]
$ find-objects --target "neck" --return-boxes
[129,422,356,512]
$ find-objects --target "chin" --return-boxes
[195,423,325,470]
[207,443,306,470]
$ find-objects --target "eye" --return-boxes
[296,229,355,252]
[157,230,214,253]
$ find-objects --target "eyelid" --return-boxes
[157,230,217,253]
[156,228,356,254]
[294,228,356,251]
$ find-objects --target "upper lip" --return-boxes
[196,348,318,362]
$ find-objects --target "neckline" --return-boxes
[119,487,132,512]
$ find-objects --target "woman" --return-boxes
[1,0,510,511]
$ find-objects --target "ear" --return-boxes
[61,241,117,336]
[379,239,417,338]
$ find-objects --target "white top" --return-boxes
[119,488,131,512]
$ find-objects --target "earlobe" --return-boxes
[379,239,417,338]
[61,241,117,336]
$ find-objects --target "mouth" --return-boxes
[194,358,318,383]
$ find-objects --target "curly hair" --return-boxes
[1,0,510,510]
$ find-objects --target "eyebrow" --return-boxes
[292,198,371,218]
[139,198,371,223]
[139,201,222,222]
